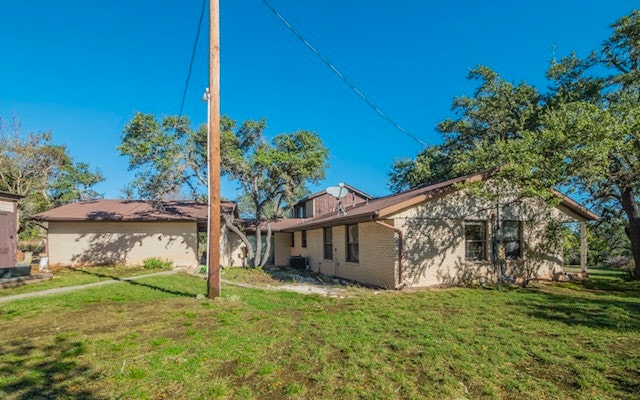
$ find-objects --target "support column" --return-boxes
[580,221,588,276]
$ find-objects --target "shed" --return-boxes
[0,192,22,267]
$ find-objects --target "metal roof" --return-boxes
[32,199,236,222]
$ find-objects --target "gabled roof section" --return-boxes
[281,171,598,231]
[282,172,486,231]
[33,199,237,222]
[293,183,373,206]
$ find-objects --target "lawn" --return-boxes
[0,269,638,399]
[0,265,172,297]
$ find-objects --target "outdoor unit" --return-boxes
[288,256,306,270]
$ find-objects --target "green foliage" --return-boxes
[142,257,173,270]
[117,113,206,200]
[120,113,329,268]
[389,11,640,278]
[0,117,104,237]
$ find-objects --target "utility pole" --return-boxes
[207,0,221,298]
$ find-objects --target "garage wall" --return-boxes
[48,221,198,268]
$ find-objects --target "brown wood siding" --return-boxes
[313,192,369,216]
[0,201,17,267]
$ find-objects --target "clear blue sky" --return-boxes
[1,1,635,201]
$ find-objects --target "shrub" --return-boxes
[142,257,173,269]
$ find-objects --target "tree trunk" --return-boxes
[620,187,640,280]
[254,224,262,268]
[260,222,273,267]
[222,214,255,267]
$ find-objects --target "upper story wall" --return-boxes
[291,190,371,218]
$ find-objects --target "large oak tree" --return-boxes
[389,10,640,279]
[119,113,329,267]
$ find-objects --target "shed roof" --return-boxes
[32,199,236,222]
[280,172,598,232]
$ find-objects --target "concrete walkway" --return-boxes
[0,270,178,303]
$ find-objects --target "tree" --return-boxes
[389,11,640,279]
[119,113,329,267]
[0,117,104,237]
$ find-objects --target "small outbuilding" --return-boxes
[0,192,22,267]
[33,200,236,268]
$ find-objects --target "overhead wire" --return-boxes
[260,0,430,148]
[178,0,207,121]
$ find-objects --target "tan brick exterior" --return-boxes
[392,191,574,287]
[286,190,579,288]
[48,221,199,268]
[273,232,292,266]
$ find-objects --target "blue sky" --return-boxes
[1,1,635,201]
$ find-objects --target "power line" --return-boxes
[178,0,207,120]
[261,0,429,147]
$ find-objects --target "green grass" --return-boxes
[0,265,172,297]
[0,271,639,399]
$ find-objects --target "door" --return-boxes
[0,209,17,267]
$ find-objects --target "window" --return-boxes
[502,221,522,259]
[323,227,333,260]
[294,204,307,218]
[346,224,359,263]
[301,230,307,248]
[465,221,487,261]
[290,233,294,248]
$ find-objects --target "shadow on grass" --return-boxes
[0,336,105,399]
[523,280,640,331]
[72,268,195,298]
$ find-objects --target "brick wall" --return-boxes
[48,221,199,268]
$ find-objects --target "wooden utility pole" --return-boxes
[207,0,221,298]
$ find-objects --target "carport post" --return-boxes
[580,221,588,276]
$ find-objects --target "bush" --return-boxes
[142,257,173,269]
[604,256,634,269]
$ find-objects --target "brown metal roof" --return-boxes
[281,171,598,231]
[32,199,236,222]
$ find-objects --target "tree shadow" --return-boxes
[399,191,571,287]
[522,284,640,331]
[71,268,196,298]
[68,230,188,267]
[0,336,106,399]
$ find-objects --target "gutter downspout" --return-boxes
[373,218,404,289]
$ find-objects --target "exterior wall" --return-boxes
[48,221,198,268]
[0,199,18,267]
[221,228,246,267]
[273,232,292,266]
[392,191,575,287]
[292,223,397,288]
[313,192,369,216]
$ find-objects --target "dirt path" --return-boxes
[0,270,178,303]
[221,279,348,297]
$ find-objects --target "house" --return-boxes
[276,172,597,288]
[0,192,22,267]
[33,200,238,268]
